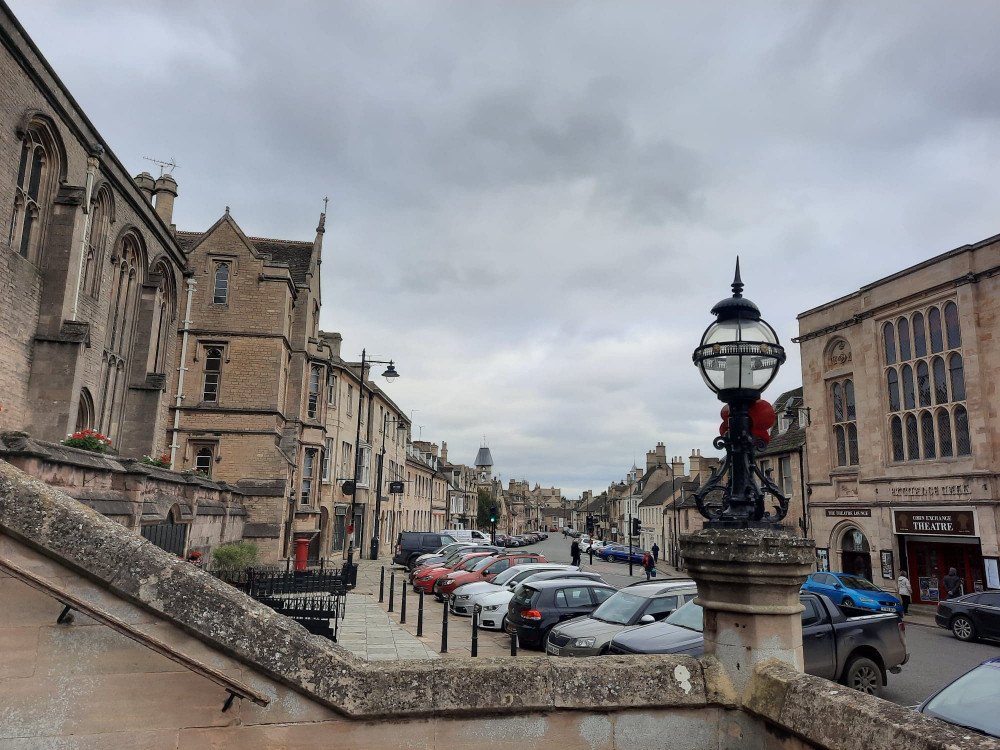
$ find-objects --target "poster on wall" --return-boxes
[816,548,830,572]
[919,576,940,602]
[880,550,894,580]
[986,558,1000,590]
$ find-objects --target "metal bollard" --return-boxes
[441,600,448,653]
[400,578,407,624]
[510,630,517,656]
[471,610,479,657]
[417,590,424,637]
[379,566,385,603]
[388,570,395,613]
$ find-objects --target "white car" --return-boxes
[475,570,606,631]
[449,563,577,616]
[582,539,605,553]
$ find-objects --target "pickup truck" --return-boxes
[608,592,908,697]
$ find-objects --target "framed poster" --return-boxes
[986,558,1000,590]
[919,576,940,602]
[816,548,830,572]
[880,550,894,580]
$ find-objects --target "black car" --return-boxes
[506,579,616,649]
[392,531,458,569]
[936,591,1000,642]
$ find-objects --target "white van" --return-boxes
[446,529,490,543]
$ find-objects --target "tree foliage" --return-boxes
[476,487,494,529]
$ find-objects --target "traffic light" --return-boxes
[631,517,641,537]
[586,515,594,532]
[489,505,498,524]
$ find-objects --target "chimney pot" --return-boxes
[153,174,178,226]
[134,171,155,203]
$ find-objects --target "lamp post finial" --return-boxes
[732,257,744,298]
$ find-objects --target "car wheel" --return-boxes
[841,597,854,608]
[605,554,614,562]
[951,615,976,642]
[844,656,882,697]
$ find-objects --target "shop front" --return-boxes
[894,507,985,604]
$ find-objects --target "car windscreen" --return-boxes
[838,575,882,592]
[442,553,465,567]
[457,556,486,571]
[512,586,538,608]
[591,591,646,625]
[923,665,1000,737]
[440,535,457,544]
[470,556,497,571]
[492,567,523,586]
[664,601,704,633]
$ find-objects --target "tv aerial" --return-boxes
[142,156,179,177]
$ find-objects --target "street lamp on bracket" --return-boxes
[691,259,789,528]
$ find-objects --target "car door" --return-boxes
[554,585,596,623]
[641,595,682,623]
[483,558,511,581]
[801,595,837,680]
[809,573,836,598]
[972,592,1000,638]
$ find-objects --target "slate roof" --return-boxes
[174,230,314,286]
[758,387,807,457]
[475,446,494,467]
[639,476,688,508]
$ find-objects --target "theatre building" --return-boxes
[798,234,1000,603]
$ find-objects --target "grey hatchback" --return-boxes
[546,580,697,656]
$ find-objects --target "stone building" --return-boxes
[798,234,1000,600]
[0,8,184,460]
[756,387,810,540]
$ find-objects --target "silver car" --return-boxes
[546,580,697,656]
[449,563,578,616]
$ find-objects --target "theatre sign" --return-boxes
[893,508,978,537]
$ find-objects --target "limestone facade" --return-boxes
[798,234,1000,600]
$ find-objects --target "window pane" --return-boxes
[921,412,936,460]
[912,313,927,357]
[891,417,904,462]
[844,380,856,420]
[213,263,229,304]
[883,323,896,365]
[19,208,33,257]
[897,318,911,361]
[205,349,222,371]
[27,147,43,201]
[902,365,915,410]
[835,425,847,466]
[954,406,971,456]
[933,357,948,404]
[905,414,919,460]
[16,140,28,187]
[832,383,844,423]
[949,354,966,401]
[916,361,931,407]
[937,410,953,458]
[203,373,219,401]
[928,307,943,353]
[887,369,900,412]
[944,302,961,348]
[847,424,859,466]
[195,449,213,475]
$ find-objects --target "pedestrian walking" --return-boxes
[896,573,912,614]
[641,551,655,581]
[942,567,963,599]
[570,539,581,567]
[651,542,659,563]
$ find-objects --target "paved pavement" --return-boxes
[336,593,440,660]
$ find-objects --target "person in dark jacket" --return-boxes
[570,540,581,567]
[641,551,655,581]
[651,542,660,563]
[942,568,963,599]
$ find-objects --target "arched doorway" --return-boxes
[840,527,873,581]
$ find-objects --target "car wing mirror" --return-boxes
[639,614,655,624]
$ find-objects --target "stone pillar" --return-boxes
[680,527,815,694]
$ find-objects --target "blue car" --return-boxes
[801,572,903,616]
[602,545,648,564]
[917,657,1000,738]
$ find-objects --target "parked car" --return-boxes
[506,579,617,649]
[801,572,903,617]
[411,542,477,569]
[935,591,1000,642]
[917,657,1000,738]
[445,529,491,544]
[603,545,648,564]
[408,544,503,575]
[476,571,604,631]
[449,563,578,616]
[435,552,548,599]
[392,531,458,569]
[411,552,496,594]
[581,538,605,553]
[546,580,698,656]
[609,593,908,697]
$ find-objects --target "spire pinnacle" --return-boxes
[731,257,743,298]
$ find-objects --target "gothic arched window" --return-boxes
[82,186,112,297]
[213,262,230,304]
[149,262,176,373]
[9,122,60,262]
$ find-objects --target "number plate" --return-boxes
[545,643,559,656]
[879,606,896,612]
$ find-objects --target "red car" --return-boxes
[435,553,548,598]
[411,552,495,594]
[409,549,486,583]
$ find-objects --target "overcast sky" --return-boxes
[15,1,1000,497]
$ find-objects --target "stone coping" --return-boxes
[745,660,1000,750]
[0,459,732,719]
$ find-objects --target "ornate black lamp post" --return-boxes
[691,260,789,528]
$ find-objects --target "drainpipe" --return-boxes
[169,277,197,469]
[70,152,102,320]
[798,446,809,539]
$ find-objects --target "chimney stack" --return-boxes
[153,173,178,227]
[672,456,685,481]
[134,171,155,203]
[441,441,448,463]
